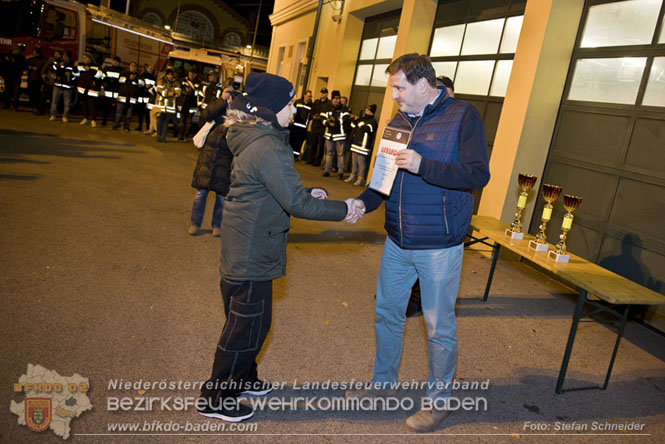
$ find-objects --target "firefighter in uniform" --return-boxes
[114,61,141,131]
[48,50,74,122]
[137,63,156,132]
[75,52,104,128]
[156,68,181,143]
[322,90,350,179]
[307,87,331,166]
[346,104,377,186]
[101,56,122,126]
[177,68,200,141]
[288,89,312,160]
[199,71,221,112]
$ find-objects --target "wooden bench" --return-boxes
[465,215,665,394]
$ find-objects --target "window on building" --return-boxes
[567,0,665,107]
[429,10,524,97]
[350,10,401,117]
[142,13,162,28]
[174,10,214,45]
[44,7,77,41]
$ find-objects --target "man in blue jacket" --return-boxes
[344,53,490,433]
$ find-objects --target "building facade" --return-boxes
[269,0,665,330]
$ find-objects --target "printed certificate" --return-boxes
[368,127,412,195]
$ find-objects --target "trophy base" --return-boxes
[528,240,549,252]
[548,250,569,263]
[505,229,524,240]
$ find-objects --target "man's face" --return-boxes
[112,59,120,67]
[365,107,373,116]
[54,52,62,60]
[166,73,174,81]
[304,91,312,103]
[332,97,340,107]
[188,71,196,80]
[221,86,234,102]
[276,99,296,128]
[390,70,427,114]
[82,55,91,64]
[340,97,347,107]
[129,63,137,72]
[320,91,327,100]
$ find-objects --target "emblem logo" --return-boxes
[25,398,52,432]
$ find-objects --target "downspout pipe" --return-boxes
[302,0,323,92]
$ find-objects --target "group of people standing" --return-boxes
[289,88,378,187]
[3,46,226,143]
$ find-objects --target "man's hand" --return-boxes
[344,198,366,224]
[395,149,422,174]
[310,188,328,200]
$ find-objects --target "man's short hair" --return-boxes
[386,53,436,88]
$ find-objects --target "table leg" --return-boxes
[602,305,630,390]
[555,288,587,394]
[482,243,500,302]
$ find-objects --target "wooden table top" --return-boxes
[470,215,665,306]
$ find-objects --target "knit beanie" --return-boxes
[368,104,377,114]
[244,72,295,114]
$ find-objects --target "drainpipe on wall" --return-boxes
[302,0,324,91]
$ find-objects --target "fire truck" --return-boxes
[0,0,173,69]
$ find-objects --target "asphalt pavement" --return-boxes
[1,108,664,443]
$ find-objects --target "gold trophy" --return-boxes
[548,194,582,263]
[506,173,537,240]
[529,184,563,252]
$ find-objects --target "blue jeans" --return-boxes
[50,86,71,118]
[324,140,345,174]
[190,189,224,228]
[372,237,464,401]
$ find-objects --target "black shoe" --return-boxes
[197,398,254,423]
[242,379,274,396]
[135,127,142,131]
[322,172,330,177]
[338,174,344,180]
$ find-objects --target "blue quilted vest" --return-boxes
[384,96,476,249]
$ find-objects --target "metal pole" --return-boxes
[250,0,262,61]
[302,0,323,91]
[125,0,130,16]
[174,0,182,34]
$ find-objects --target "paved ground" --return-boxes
[1,109,664,443]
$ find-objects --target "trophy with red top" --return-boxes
[529,184,563,252]
[506,173,537,240]
[548,194,582,263]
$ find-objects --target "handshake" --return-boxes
[309,188,366,224]
[344,198,365,224]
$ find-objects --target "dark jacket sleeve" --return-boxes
[417,106,490,190]
[259,138,347,221]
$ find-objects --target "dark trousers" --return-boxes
[157,112,177,142]
[289,128,307,156]
[101,97,115,125]
[202,279,272,402]
[136,104,149,129]
[37,84,52,115]
[309,124,326,165]
[114,101,134,129]
[81,95,97,121]
[28,80,41,110]
[178,107,193,139]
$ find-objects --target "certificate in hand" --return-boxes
[368,126,412,195]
